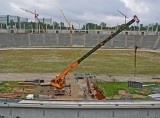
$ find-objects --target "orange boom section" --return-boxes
[50,61,78,88]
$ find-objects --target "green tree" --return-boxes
[100,22,107,29]
[53,21,60,29]
[60,22,65,29]
[86,23,96,30]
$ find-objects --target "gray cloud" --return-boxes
[0,0,159,26]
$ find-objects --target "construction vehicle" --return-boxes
[60,10,74,33]
[50,15,139,94]
[20,8,45,33]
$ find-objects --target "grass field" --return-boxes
[95,81,160,97]
[0,48,160,74]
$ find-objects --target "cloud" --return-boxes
[13,0,54,10]
[1,0,160,26]
[10,2,24,14]
[120,0,150,14]
[120,0,160,24]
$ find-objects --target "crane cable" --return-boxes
[133,21,139,81]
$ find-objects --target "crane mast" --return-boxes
[50,15,139,88]
[20,8,39,31]
[20,8,45,33]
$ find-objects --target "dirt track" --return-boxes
[0,73,160,82]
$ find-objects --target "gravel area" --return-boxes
[0,73,160,100]
[0,73,160,82]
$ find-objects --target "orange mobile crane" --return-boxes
[50,15,139,89]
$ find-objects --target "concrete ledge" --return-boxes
[0,100,159,109]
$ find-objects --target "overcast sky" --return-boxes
[0,0,160,27]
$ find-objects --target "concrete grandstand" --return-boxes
[0,31,160,50]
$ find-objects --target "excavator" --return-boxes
[50,15,140,91]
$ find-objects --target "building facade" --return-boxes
[0,15,28,24]
[0,15,8,24]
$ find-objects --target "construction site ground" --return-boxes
[0,73,160,100]
[1,73,160,82]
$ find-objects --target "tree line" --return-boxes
[0,20,159,32]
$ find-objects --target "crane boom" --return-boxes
[117,10,128,24]
[20,8,45,33]
[20,8,39,16]
[20,8,39,32]
[50,15,139,88]
[60,10,74,33]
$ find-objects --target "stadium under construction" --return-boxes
[0,15,160,118]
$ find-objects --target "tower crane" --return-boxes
[117,10,128,24]
[60,10,74,33]
[20,8,45,33]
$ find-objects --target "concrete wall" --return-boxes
[0,31,160,50]
[0,100,160,118]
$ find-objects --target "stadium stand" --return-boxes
[44,33,57,46]
[29,34,44,46]
[141,35,158,49]
[58,33,70,46]
[112,34,126,48]
[0,34,14,47]
[14,34,29,47]
[85,34,98,46]
[127,35,143,48]
[72,34,85,46]
[153,35,160,49]
[98,34,111,47]
[156,40,160,49]
[0,32,159,50]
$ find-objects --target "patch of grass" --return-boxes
[94,81,159,97]
[95,82,126,96]
[0,81,35,93]
[0,49,160,74]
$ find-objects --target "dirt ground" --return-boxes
[0,73,159,82]
[0,73,160,100]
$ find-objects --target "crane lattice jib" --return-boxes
[50,15,139,88]
[60,10,74,33]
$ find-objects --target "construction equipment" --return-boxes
[60,10,74,33]
[75,20,81,32]
[50,15,139,89]
[20,8,45,33]
[117,10,128,24]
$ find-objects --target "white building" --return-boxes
[44,18,52,25]
[38,18,52,25]
[0,15,8,24]
[8,16,19,23]
[20,17,28,23]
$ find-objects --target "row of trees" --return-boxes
[0,20,160,31]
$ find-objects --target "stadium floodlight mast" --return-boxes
[117,10,128,24]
